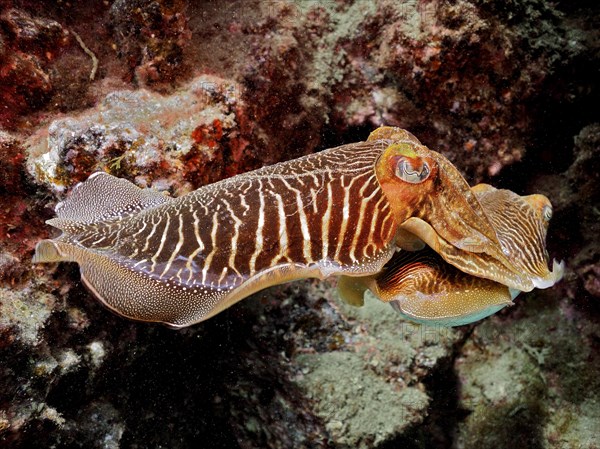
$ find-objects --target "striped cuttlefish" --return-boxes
[33,126,563,328]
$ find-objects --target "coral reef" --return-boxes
[27,75,254,196]
[109,0,191,87]
[241,0,592,180]
[0,0,598,448]
[227,282,460,448]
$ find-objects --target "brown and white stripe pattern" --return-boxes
[475,188,551,280]
[76,140,398,297]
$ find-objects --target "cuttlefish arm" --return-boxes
[338,185,564,326]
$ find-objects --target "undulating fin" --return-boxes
[32,239,68,263]
[337,275,371,307]
[48,172,172,233]
[372,248,514,327]
[51,241,229,328]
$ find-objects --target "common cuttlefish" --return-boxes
[33,126,563,328]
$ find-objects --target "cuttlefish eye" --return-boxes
[542,205,552,222]
[396,156,430,184]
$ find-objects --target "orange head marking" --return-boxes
[375,142,438,222]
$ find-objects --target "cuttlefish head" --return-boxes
[470,184,564,289]
[370,127,534,291]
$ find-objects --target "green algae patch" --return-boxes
[288,289,463,447]
[295,350,428,449]
[340,293,462,380]
[455,291,600,449]
[0,285,56,346]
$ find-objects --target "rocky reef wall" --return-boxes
[0,1,598,448]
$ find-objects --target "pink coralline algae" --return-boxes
[28,76,255,197]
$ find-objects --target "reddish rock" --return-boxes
[0,133,48,283]
[27,75,257,196]
[322,0,581,179]
[109,0,191,87]
[0,8,68,128]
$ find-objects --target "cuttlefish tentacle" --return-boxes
[33,126,556,328]
[337,184,564,326]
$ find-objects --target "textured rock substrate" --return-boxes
[0,1,599,448]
